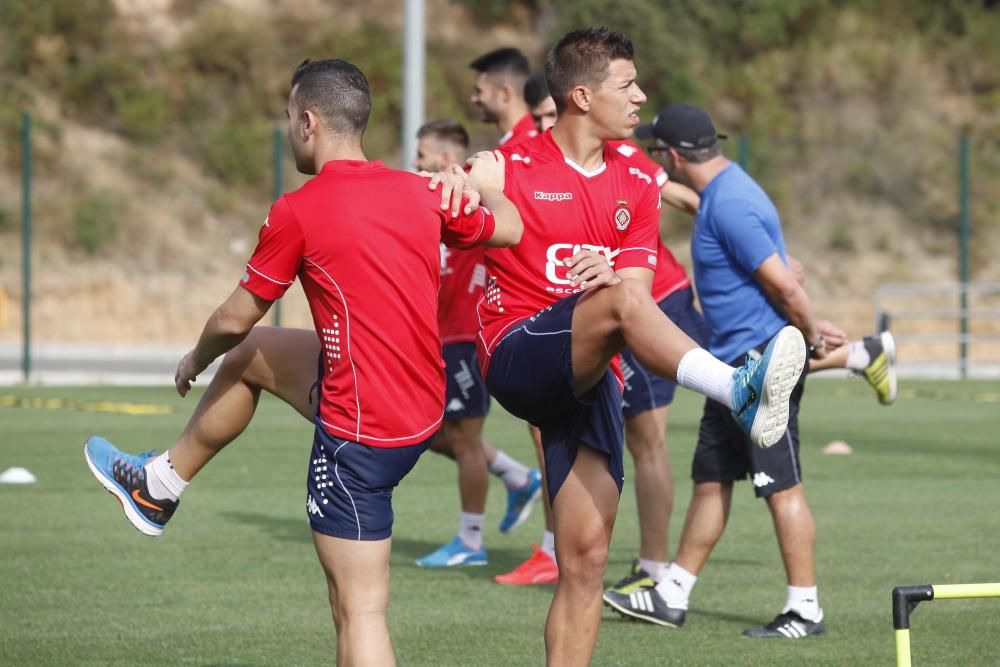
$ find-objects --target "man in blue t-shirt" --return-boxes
[604,104,832,639]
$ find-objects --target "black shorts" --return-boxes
[691,346,807,498]
[442,342,490,420]
[486,292,624,502]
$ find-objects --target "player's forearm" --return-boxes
[660,181,699,215]
[770,284,819,345]
[479,190,523,247]
[191,301,259,368]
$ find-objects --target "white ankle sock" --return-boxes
[639,558,670,584]
[541,530,556,561]
[676,348,736,410]
[845,340,870,371]
[459,512,485,550]
[145,452,188,502]
[784,585,821,621]
[488,450,530,489]
[655,562,697,610]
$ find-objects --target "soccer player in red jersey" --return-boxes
[477,28,806,663]
[411,119,542,568]
[83,59,523,666]
[470,48,538,147]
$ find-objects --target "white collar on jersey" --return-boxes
[563,156,607,178]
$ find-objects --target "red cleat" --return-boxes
[494,544,559,586]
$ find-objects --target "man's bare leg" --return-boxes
[547,445,618,665]
[313,532,394,667]
[671,481,733,577]
[432,417,489,515]
[766,484,816,587]
[624,406,672,564]
[167,327,320,480]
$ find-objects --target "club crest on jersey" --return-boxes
[613,199,631,231]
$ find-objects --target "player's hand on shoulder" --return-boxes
[465,150,505,196]
[422,165,477,218]
[564,249,621,290]
[175,350,207,397]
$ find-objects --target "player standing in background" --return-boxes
[471,48,560,586]
[83,59,523,666]
[524,69,557,133]
[482,29,806,662]
[411,119,542,568]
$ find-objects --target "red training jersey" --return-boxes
[437,113,538,344]
[499,113,539,147]
[609,139,692,302]
[477,132,661,375]
[438,245,487,344]
[240,160,495,447]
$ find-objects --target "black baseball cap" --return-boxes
[635,104,727,149]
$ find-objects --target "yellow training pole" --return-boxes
[895,629,912,667]
[932,583,1000,600]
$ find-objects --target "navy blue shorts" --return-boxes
[442,342,490,420]
[306,419,429,540]
[621,287,710,417]
[691,346,807,498]
[485,292,624,502]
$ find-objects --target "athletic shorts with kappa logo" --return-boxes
[691,344,807,498]
[442,342,491,420]
[621,286,710,417]
[306,419,429,540]
[486,291,624,502]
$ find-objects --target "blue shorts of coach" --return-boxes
[306,418,429,540]
[442,342,491,420]
[485,291,624,503]
[620,286,710,418]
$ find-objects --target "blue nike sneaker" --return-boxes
[731,326,807,448]
[415,535,488,568]
[499,468,542,533]
[83,436,177,536]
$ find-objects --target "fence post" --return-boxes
[738,135,750,171]
[272,126,284,327]
[958,133,970,379]
[21,112,32,383]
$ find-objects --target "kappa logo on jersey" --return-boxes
[534,191,574,202]
[545,243,615,287]
[614,199,632,231]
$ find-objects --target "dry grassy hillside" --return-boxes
[0,0,997,368]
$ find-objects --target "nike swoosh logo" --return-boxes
[132,489,165,512]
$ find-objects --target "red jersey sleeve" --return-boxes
[614,177,661,273]
[241,196,304,300]
[440,202,496,250]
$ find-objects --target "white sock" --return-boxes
[845,340,870,371]
[783,585,821,621]
[676,348,737,410]
[639,558,670,584]
[144,452,188,502]
[488,450,530,489]
[541,530,556,562]
[655,562,697,610]
[459,512,485,550]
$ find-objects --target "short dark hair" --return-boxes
[673,144,722,164]
[523,69,550,108]
[290,59,371,135]
[469,48,531,81]
[417,118,469,150]
[544,28,634,115]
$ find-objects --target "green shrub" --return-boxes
[73,192,119,255]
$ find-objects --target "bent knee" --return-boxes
[607,278,654,322]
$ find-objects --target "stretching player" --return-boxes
[83,59,522,666]
[480,28,805,663]
[411,119,542,568]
